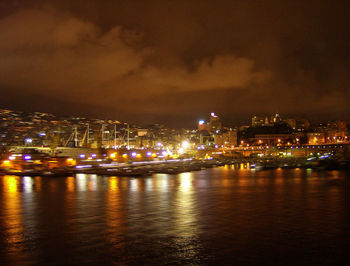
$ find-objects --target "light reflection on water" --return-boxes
[1,176,26,262]
[0,168,349,264]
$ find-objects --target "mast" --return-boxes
[74,125,78,147]
[65,132,74,147]
[80,124,89,147]
[87,123,90,146]
[114,124,117,149]
[127,124,130,149]
[101,124,105,148]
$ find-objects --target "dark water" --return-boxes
[1,167,350,265]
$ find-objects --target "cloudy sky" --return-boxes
[0,0,349,127]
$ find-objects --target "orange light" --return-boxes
[66,158,76,166]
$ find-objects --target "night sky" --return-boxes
[0,0,349,127]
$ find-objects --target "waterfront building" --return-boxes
[307,132,326,144]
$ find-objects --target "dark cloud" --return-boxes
[0,0,349,126]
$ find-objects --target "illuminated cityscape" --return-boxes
[0,108,349,174]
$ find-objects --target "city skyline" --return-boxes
[0,0,349,126]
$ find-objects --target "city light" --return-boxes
[2,160,11,167]
[182,140,189,149]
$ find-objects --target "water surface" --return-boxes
[0,167,349,265]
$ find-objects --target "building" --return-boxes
[198,120,211,132]
[253,134,292,146]
[252,116,265,127]
[307,132,326,144]
[214,130,238,147]
[209,113,222,132]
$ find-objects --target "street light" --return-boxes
[182,140,189,149]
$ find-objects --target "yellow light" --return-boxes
[122,154,128,159]
[136,154,141,158]
[2,160,11,167]
[66,158,76,166]
[110,153,116,159]
[152,153,157,157]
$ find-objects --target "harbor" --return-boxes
[1,150,350,178]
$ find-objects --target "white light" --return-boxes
[182,141,189,149]
[199,120,205,125]
[25,138,32,144]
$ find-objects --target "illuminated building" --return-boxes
[209,112,222,132]
[307,132,325,144]
[214,130,237,147]
[252,116,265,127]
[253,134,291,146]
[198,120,211,132]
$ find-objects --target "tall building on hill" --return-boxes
[198,120,211,132]
[209,113,222,132]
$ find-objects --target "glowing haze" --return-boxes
[0,0,349,126]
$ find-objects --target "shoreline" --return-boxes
[1,157,350,177]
